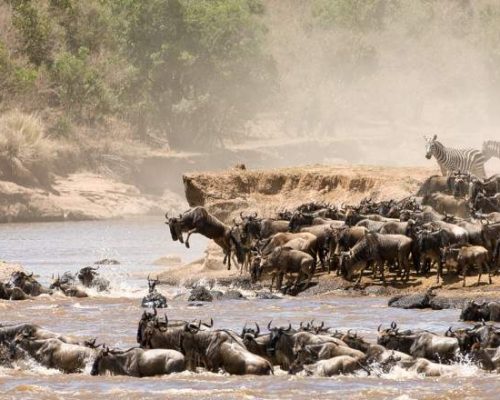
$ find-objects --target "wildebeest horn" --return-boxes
[165,212,168,219]
[377,324,382,332]
[267,320,273,330]
[319,321,324,330]
[164,314,168,326]
[347,329,352,335]
[255,323,260,337]
[251,212,258,218]
[205,318,213,328]
[391,321,397,329]
[285,323,292,332]
[28,272,33,277]
[242,323,247,336]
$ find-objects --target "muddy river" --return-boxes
[0,218,498,399]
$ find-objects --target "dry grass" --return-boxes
[0,109,57,187]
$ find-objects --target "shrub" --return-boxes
[0,110,55,187]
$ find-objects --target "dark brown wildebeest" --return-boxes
[166,207,244,270]
[6,271,50,297]
[77,266,110,292]
[50,275,88,298]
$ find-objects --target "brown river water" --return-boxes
[0,217,498,400]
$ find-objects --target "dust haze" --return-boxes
[243,0,500,173]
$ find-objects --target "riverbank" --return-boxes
[0,172,185,223]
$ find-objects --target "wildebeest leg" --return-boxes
[483,262,492,284]
[379,261,386,283]
[276,272,284,292]
[462,262,467,287]
[477,262,483,286]
[185,229,198,248]
[436,259,442,284]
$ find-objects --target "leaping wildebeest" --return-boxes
[166,207,244,270]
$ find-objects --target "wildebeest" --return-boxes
[288,211,338,233]
[91,346,185,376]
[460,301,500,322]
[6,271,50,297]
[141,275,167,308]
[180,323,273,375]
[13,331,96,373]
[258,247,315,293]
[416,175,450,197]
[77,266,110,292]
[292,355,369,376]
[166,207,244,270]
[441,245,492,287]
[377,322,459,362]
[50,275,88,298]
[423,192,470,219]
[0,282,30,301]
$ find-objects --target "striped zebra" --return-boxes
[424,135,486,179]
[482,140,500,161]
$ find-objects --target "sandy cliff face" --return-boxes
[183,165,437,221]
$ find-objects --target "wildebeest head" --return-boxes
[235,212,259,244]
[445,326,480,353]
[8,271,33,288]
[241,322,260,339]
[77,266,99,287]
[147,274,160,293]
[424,134,438,159]
[338,250,353,279]
[229,227,246,265]
[8,271,43,296]
[266,320,292,356]
[250,253,262,283]
[376,321,401,348]
[90,346,111,376]
[165,212,184,243]
[136,308,158,345]
[288,211,312,232]
[288,345,315,375]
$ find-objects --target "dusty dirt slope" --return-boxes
[183,164,437,222]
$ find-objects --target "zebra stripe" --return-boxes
[427,139,486,179]
[482,140,500,161]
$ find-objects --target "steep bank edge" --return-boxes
[183,165,437,222]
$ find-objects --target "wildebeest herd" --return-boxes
[1,137,499,379]
[0,266,110,301]
[0,310,499,377]
[166,169,500,294]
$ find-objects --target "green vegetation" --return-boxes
[2,0,500,170]
[1,0,274,151]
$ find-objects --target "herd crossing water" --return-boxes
[0,217,498,399]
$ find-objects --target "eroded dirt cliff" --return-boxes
[183,165,437,221]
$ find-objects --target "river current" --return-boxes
[0,218,498,400]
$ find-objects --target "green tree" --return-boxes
[117,0,275,149]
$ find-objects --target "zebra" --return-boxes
[423,135,486,179]
[482,140,500,161]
